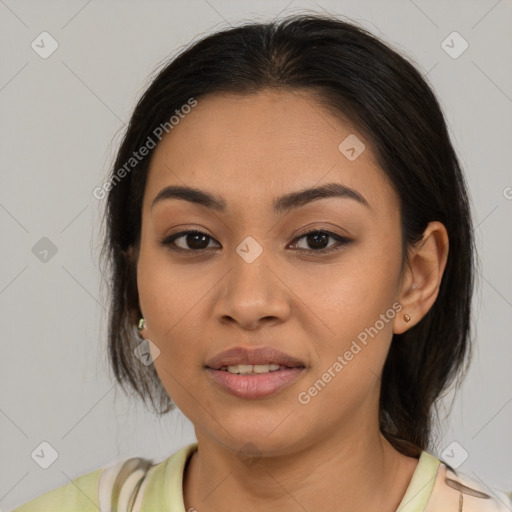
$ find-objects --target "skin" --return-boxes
[136,89,449,512]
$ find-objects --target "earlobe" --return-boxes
[393,221,449,335]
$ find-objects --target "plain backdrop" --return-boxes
[1,0,511,509]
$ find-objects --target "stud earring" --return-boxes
[403,313,411,323]
[137,318,146,331]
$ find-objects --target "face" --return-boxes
[136,89,405,456]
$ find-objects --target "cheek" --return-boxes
[302,244,402,381]
[137,246,190,355]
[300,285,398,417]
[136,242,217,399]
[137,239,199,330]
[308,248,400,329]
[137,252,200,406]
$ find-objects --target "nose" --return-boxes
[213,243,291,331]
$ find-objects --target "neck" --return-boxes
[183,424,419,512]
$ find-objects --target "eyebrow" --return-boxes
[151,182,371,214]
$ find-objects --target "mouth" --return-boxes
[204,345,306,372]
[215,363,303,375]
[204,346,306,399]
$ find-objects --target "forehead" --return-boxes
[145,89,396,214]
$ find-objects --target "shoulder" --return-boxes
[11,457,152,512]
[426,461,512,511]
[11,466,104,512]
[10,444,199,512]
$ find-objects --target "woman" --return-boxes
[13,13,511,512]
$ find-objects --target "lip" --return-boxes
[206,367,305,399]
[205,346,306,370]
[204,346,306,400]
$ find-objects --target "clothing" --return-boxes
[12,442,511,511]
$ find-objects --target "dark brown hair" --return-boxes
[102,13,474,457]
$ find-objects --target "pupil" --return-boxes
[308,231,328,249]
[188,233,209,249]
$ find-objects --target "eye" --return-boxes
[161,228,351,254]
[290,229,352,253]
[161,230,220,252]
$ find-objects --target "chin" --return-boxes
[209,413,303,453]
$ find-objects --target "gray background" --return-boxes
[1,0,511,509]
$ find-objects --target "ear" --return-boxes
[393,221,449,334]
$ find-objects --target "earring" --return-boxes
[403,313,411,323]
[137,318,146,331]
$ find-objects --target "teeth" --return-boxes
[223,363,282,375]
[231,364,253,374]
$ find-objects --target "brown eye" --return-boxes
[161,230,220,251]
[161,229,351,255]
[291,230,351,253]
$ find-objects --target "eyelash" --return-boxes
[160,228,352,255]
